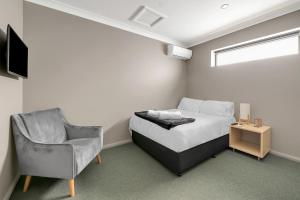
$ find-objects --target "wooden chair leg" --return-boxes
[96,154,101,164]
[23,176,32,192]
[69,179,75,197]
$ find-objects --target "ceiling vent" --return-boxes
[130,6,167,27]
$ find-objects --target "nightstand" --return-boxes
[230,123,271,160]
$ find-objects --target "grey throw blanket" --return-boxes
[135,111,195,130]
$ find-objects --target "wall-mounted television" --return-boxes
[6,25,28,78]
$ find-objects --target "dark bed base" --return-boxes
[132,131,229,176]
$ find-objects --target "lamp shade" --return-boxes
[240,103,250,120]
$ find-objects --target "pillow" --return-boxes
[199,100,234,117]
[177,97,203,113]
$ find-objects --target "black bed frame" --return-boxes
[132,130,229,176]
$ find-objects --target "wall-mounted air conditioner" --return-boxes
[167,45,192,60]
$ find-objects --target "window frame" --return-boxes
[211,28,300,67]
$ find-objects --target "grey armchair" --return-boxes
[11,108,103,197]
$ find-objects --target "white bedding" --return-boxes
[129,110,236,153]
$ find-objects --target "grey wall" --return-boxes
[23,2,186,146]
[188,10,300,158]
[0,0,23,199]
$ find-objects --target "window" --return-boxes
[211,31,299,67]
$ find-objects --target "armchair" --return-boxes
[11,108,103,197]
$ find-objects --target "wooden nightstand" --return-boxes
[230,123,271,160]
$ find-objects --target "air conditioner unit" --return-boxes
[167,45,192,60]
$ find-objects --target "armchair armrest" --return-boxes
[64,123,103,150]
[64,123,102,139]
[23,142,75,179]
[14,134,75,179]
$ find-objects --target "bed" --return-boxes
[129,98,236,176]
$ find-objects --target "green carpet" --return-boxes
[10,143,300,200]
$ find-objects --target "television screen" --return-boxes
[7,25,28,78]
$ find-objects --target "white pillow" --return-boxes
[177,97,203,113]
[199,100,234,117]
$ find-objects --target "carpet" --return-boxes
[10,143,300,200]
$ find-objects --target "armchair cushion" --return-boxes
[20,108,67,144]
[64,138,100,174]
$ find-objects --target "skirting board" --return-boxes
[270,150,300,163]
[3,174,20,200]
[103,139,132,150]
[101,139,300,163]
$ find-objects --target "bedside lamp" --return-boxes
[239,103,250,125]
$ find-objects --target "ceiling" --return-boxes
[26,0,300,47]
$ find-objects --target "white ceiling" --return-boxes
[27,0,300,47]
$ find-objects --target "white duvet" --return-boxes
[129,110,236,153]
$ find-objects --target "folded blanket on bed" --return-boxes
[135,111,195,130]
[147,110,182,120]
[147,110,160,118]
[158,110,182,119]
